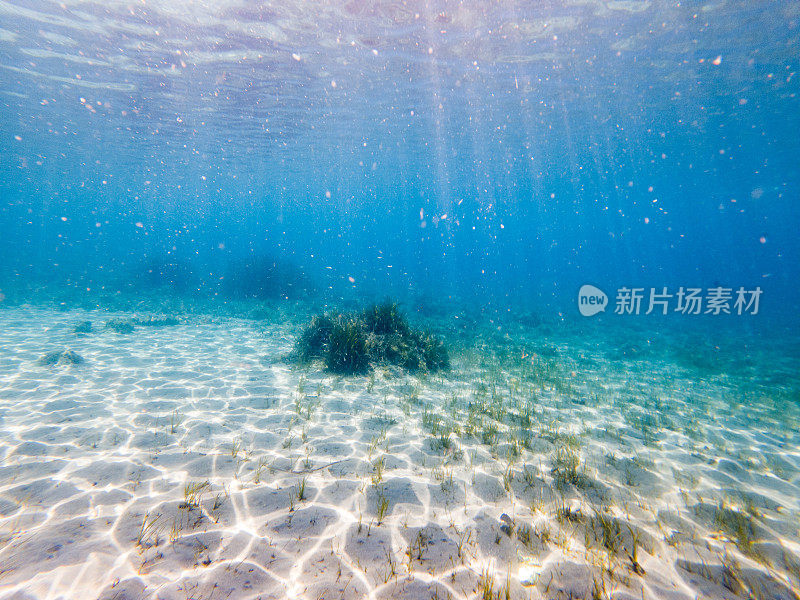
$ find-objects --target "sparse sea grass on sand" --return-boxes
[3,306,800,600]
[180,480,210,509]
[712,501,767,561]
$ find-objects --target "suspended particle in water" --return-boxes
[759,235,767,244]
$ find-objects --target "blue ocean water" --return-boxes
[1,0,797,323]
[3,5,800,599]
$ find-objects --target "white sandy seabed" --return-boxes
[0,305,798,600]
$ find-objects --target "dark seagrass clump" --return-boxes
[74,321,93,334]
[292,301,449,375]
[362,301,409,336]
[38,349,84,366]
[133,315,180,327]
[326,316,370,375]
[106,318,135,334]
[296,315,335,362]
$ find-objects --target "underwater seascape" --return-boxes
[1,0,800,599]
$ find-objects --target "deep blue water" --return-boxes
[0,0,798,322]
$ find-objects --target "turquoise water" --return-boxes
[1,2,800,600]
[1,0,798,316]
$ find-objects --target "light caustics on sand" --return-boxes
[0,305,798,600]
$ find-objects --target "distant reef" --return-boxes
[222,255,315,300]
